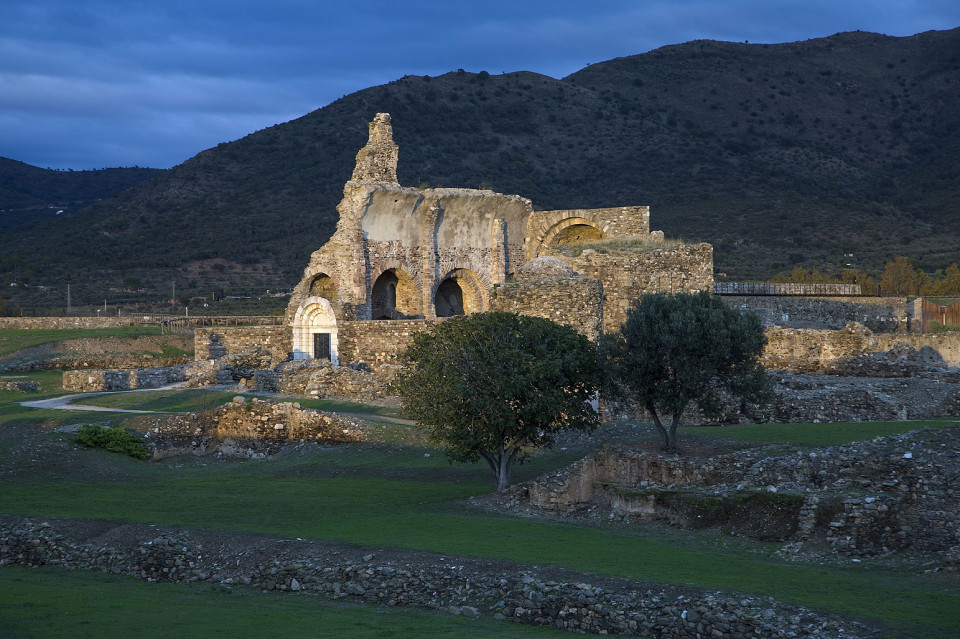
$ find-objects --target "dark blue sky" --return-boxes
[2,0,958,170]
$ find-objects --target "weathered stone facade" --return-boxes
[337,319,437,371]
[194,326,291,368]
[282,113,711,366]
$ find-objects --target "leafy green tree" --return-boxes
[397,312,602,492]
[600,292,771,451]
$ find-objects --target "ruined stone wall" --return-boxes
[722,296,908,332]
[489,277,604,341]
[194,326,291,367]
[522,427,960,558]
[763,323,960,370]
[62,366,186,392]
[526,206,651,260]
[337,319,438,370]
[569,243,713,332]
[0,317,133,329]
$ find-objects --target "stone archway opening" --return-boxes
[371,268,419,319]
[309,273,337,301]
[549,223,605,248]
[292,297,338,364]
[435,268,485,317]
[435,278,465,317]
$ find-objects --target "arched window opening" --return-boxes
[309,274,337,301]
[549,223,605,249]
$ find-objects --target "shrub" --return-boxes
[74,425,148,460]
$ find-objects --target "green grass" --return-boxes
[683,419,959,446]
[0,326,163,357]
[2,382,958,636]
[1,464,957,634]
[0,566,563,638]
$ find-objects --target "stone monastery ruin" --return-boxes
[277,113,711,368]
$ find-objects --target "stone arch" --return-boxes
[308,273,337,301]
[292,297,338,364]
[537,218,605,256]
[434,268,486,317]
[371,267,420,319]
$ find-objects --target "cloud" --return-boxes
[1,0,958,169]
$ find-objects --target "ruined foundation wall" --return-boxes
[337,319,438,370]
[489,277,604,341]
[194,326,291,367]
[62,366,186,392]
[723,296,908,332]
[568,243,713,332]
[0,317,133,329]
[763,324,960,370]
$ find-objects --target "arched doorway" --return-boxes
[434,268,485,317]
[292,297,338,364]
[371,268,419,319]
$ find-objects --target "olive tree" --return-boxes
[600,291,770,451]
[397,312,603,491]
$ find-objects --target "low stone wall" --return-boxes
[337,320,437,370]
[0,517,876,638]
[763,322,960,371]
[0,380,39,393]
[194,326,291,368]
[490,276,603,340]
[518,427,960,558]
[724,296,908,332]
[62,366,186,392]
[258,359,398,401]
[0,317,133,329]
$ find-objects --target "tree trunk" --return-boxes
[482,447,517,492]
[647,405,670,449]
[667,409,684,451]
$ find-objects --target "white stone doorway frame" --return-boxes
[292,296,338,365]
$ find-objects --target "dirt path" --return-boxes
[20,383,189,414]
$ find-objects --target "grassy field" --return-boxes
[1,366,959,636]
[0,566,564,639]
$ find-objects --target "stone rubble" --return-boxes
[0,517,878,638]
[142,396,365,459]
[513,427,960,559]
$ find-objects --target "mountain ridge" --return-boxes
[3,27,959,309]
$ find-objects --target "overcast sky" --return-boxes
[2,0,958,170]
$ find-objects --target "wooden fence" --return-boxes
[920,298,960,332]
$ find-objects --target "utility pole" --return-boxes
[66,284,71,315]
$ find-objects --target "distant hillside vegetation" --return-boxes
[2,27,959,309]
[0,158,161,231]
